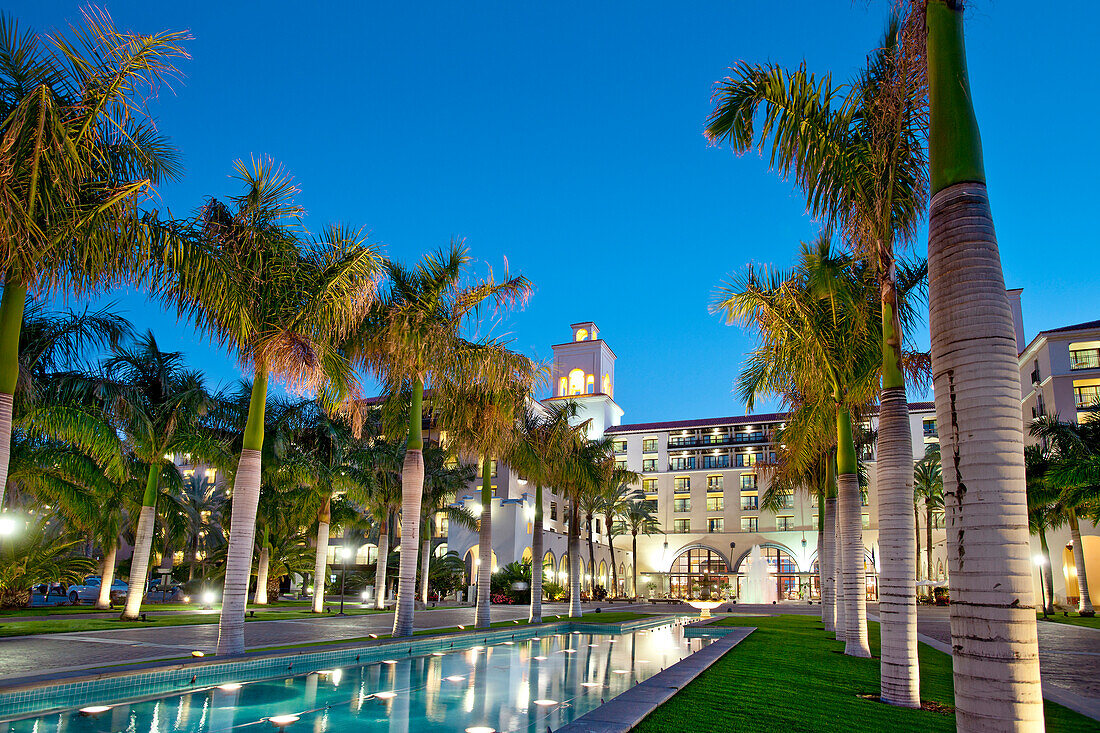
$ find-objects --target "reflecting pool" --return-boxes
[3,620,712,733]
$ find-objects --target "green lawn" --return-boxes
[0,601,314,617]
[1038,613,1100,630]
[0,607,386,637]
[633,614,1093,733]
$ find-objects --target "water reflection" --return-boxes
[5,621,708,733]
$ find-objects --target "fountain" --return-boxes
[739,546,777,604]
[685,598,724,619]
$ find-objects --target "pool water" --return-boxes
[3,621,712,733]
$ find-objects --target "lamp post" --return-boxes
[338,545,352,616]
[1034,555,1048,618]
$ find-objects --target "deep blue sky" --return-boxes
[18,1,1100,423]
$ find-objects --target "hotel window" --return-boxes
[860,490,869,507]
[642,458,658,472]
[741,516,758,532]
[673,519,691,533]
[862,513,871,529]
[740,493,758,510]
[205,468,217,482]
[613,440,627,453]
[673,477,690,491]
[674,496,691,512]
[701,455,729,469]
[706,495,724,512]
[642,496,658,512]
[669,457,695,470]
[1070,347,1100,370]
[642,438,658,453]
[585,374,595,393]
[735,453,759,468]
[707,517,724,533]
[490,460,498,478]
[615,459,627,470]
[740,474,757,490]
[643,478,658,492]
[776,516,795,531]
[812,514,820,530]
[436,515,449,537]
[776,490,794,509]
[923,418,938,438]
[1075,384,1100,408]
[707,475,723,490]
[550,502,558,521]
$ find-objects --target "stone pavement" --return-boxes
[0,602,657,684]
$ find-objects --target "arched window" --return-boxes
[810,548,878,600]
[598,561,607,588]
[432,542,449,559]
[737,544,799,600]
[559,553,570,583]
[668,546,731,599]
[355,543,377,565]
[602,374,611,395]
[543,551,556,579]
[575,328,588,342]
[568,369,585,395]
[558,377,567,396]
[585,374,595,394]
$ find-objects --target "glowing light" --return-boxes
[458,625,466,630]
[381,660,398,665]
[588,644,599,647]
[533,655,547,660]
[268,715,300,728]
[431,652,445,656]
[465,727,496,733]
[0,515,19,536]
[79,706,111,716]
[501,641,514,646]
[217,683,242,691]
[470,646,485,651]
[202,591,216,605]
[191,651,205,657]
[1033,555,1047,566]
[445,675,465,682]
[561,649,576,654]
[533,699,558,706]
[369,634,378,639]
[612,669,630,674]
[581,682,601,688]
[373,691,397,700]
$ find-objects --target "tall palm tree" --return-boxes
[507,400,578,622]
[913,446,943,597]
[345,242,533,638]
[621,497,660,599]
[553,434,611,617]
[705,14,928,705]
[1030,414,1100,615]
[715,235,924,658]
[152,160,382,654]
[357,439,402,609]
[923,1,1044,726]
[0,13,186,509]
[600,479,638,597]
[436,378,534,628]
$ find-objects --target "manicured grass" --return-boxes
[0,607,387,637]
[632,614,1093,733]
[1038,612,1100,630]
[2,601,314,617]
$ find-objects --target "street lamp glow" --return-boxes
[1033,555,1046,566]
[0,515,19,536]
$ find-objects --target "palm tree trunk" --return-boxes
[877,385,919,706]
[822,496,837,632]
[215,370,267,656]
[568,499,582,617]
[925,504,935,594]
[915,505,922,585]
[417,535,430,604]
[632,532,639,598]
[605,516,618,597]
[475,456,493,628]
[530,484,543,623]
[311,498,331,613]
[586,514,597,596]
[926,3,1044,728]
[392,378,425,637]
[632,531,639,598]
[95,543,118,609]
[1038,530,1054,615]
[373,524,389,610]
[0,279,27,510]
[254,544,270,605]
[836,405,869,657]
[833,496,846,641]
[1068,512,1094,615]
[121,463,159,620]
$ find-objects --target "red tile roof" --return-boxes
[606,401,935,434]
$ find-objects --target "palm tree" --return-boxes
[600,479,638,597]
[0,519,97,608]
[715,236,924,658]
[705,15,927,705]
[922,1,1045,725]
[1025,445,1059,616]
[507,400,578,621]
[345,242,533,638]
[621,498,660,599]
[1030,415,1100,615]
[0,13,186,509]
[436,378,534,628]
[417,445,477,603]
[553,434,611,617]
[913,446,943,598]
[152,160,382,654]
[357,439,402,609]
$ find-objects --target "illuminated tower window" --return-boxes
[585,374,595,393]
[569,368,585,395]
[575,328,588,341]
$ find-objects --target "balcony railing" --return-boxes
[667,432,771,449]
[1070,349,1100,371]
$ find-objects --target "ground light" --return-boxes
[373,692,397,700]
[268,715,299,729]
[465,727,495,733]
[79,706,111,717]
[0,514,20,536]
[217,683,242,691]
[533,699,558,706]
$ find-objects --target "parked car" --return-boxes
[66,576,128,605]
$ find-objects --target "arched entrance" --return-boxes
[462,546,498,585]
[542,551,556,581]
[736,544,799,600]
[810,549,880,601]
[667,546,731,599]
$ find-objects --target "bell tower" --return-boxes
[547,322,623,438]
